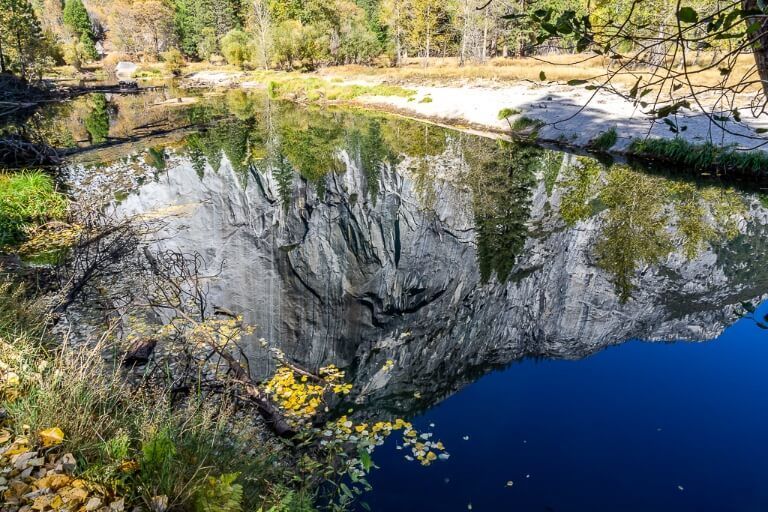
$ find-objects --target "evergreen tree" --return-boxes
[0,0,44,78]
[63,0,98,60]
[172,0,241,59]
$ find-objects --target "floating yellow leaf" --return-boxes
[39,427,65,447]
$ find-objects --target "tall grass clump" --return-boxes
[0,171,68,246]
[628,138,768,177]
[511,116,544,131]
[0,279,314,512]
[588,127,618,151]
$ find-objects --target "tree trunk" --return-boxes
[482,10,489,62]
[15,30,26,80]
[459,0,469,66]
[743,0,768,98]
[423,5,431,68]
[394,1,402,67]
[0,36,6,74]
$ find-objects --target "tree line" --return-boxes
[0,0,765,95]
[0,0,651,78]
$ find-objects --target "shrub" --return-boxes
[272,20,329,70]
[628,137,768,176]
[161,48,186,77]
[497,107,522,120]
[197,27,218,62]
[62,42,82,70]
[511,116,544,131]
[0,279,306,512]
[101,53,133,74]
[221,29,253,69]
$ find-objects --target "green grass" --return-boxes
[628,138,768,177]
[0,171,68,247]
[268,77,416,102]
[497,107,522,120]
[511,116,545,132]
[588,127,618,151]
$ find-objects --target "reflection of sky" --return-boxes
[365,301,768,512]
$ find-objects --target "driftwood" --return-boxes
[0,134,60,167]
[168,308,297,438]
[139,248,298,438]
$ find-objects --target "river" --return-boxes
[39,87,768,511]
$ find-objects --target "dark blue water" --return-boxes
[363,302,768,512]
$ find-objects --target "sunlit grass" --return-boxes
[323,53,761,105]
[266,75,415,102]
[0,171,68,247]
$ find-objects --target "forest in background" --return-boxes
[0,0,744,80]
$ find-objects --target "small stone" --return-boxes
[60,453,76,472]
[150,495,168,512]
[13,452,37,469]
[85,497,102,511]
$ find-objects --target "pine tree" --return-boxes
[63,0,98,60]
[0,0,44,78]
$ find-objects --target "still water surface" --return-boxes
[45,88,768,511]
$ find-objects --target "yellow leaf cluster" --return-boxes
[0,430,125,512]
[264,366,325,423]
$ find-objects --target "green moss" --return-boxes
[0,171,68,247]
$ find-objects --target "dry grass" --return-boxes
[320,53,761,101]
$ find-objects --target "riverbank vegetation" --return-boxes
[0,279,318,512]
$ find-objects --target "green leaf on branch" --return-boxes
[677,7,698,23]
